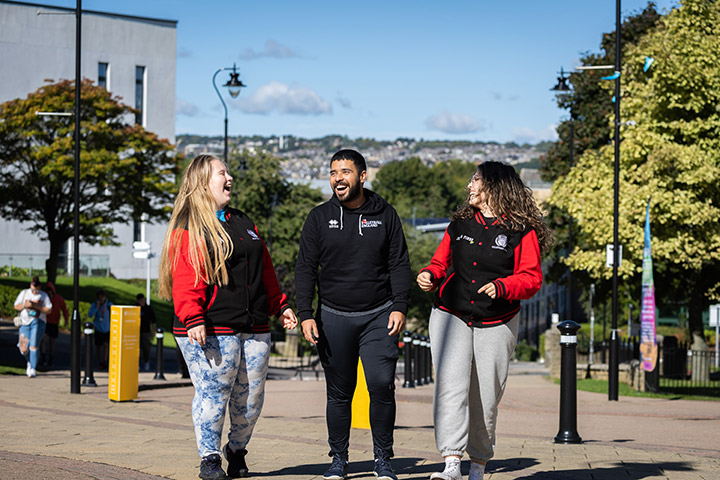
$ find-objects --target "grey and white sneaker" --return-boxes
[468,462,485,480]
[430,457,462,480]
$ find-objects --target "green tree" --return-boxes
[227,150,324,310]
[0,79,179,283]
[548,0,720,351]
[372,157,475,220]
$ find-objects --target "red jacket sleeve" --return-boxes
[171,229,208,330]
[493,229,543,300]
[257,226,290,317]
[421,228,452,287]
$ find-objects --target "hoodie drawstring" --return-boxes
[358,215,363,236]
[339,206,344,230]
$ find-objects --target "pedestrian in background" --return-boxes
[40,281,68,368]
[136,293,156,371]
[417,161,552,480]
[88,289,112,369]
[295,149,411,480]
[158,154,297,480]
[14,276,52,377]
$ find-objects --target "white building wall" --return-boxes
[0,1,176,279]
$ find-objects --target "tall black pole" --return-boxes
[71,0,82,394]
[567,116,574,320]
[212,69,229,164]
[609,0,622,401]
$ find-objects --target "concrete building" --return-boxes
[0,1,176,279]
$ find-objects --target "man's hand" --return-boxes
[301,319,319,345]
[416,271,435,292]
[187,325,207,346]
[387,311,406,336]
[279,309,298,329]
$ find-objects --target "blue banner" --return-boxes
[640,201,658,371]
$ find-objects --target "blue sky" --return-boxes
[42,0,678,143]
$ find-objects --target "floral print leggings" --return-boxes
[177,332,270,458]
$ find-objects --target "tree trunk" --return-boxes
[45,235,63,285]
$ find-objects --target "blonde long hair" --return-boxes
[158,155,233,300]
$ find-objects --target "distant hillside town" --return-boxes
[176,134,553,195]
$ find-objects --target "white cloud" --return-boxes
[232,81,332,115]
[238,40,301,60]
[425,111,485,134]
[176,98,200,117]
[511,124,558,144]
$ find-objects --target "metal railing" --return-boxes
[0,253,110,277]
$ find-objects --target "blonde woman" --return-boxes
[159,154,297,480]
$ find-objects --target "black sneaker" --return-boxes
[323,454,348,480]
[223,443,249,478]
[199,453,227,480]
[373,456,398,480]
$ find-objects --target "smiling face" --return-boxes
[330,159,366,207]
[208,159,233,210]
[468,172,493,215]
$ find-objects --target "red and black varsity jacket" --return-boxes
[171,208,289,337]
[421,211,542,328]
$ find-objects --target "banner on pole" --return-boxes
[639,202,658,372]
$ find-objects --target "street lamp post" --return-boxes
[550,68,575,322]
[71,0,82,394]
[212,63,246,163]
[608,0,622,402]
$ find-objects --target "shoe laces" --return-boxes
[375,456,393,472]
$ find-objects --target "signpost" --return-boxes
[132,241,154,304]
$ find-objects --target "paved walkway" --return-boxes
[1,325,719,479]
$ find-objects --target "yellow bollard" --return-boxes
[351,358,371,429]
[108,305,141,402]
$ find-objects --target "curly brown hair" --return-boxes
[451,161,553,253]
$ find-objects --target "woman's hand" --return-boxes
[279,308,298,330]
[478,282,497,299]
[187,324,207,346]
[416,271,435,292]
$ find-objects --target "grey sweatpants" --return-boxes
[429,307,519,463]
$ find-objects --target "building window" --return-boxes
[133,219,142,243]
[98,62,109,89]
[135,66,146,126]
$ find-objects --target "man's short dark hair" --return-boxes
[96,289,106,299]
[136,293,145,301]
[331,149,366,174]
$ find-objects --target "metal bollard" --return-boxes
[412,333,422,386]
[421,336,430,385]
[154,328,166,380]
[417,336,426,386]
[424,336,433,384]
[402,331,414,388]
[82,322,97,386]
[554,320,582,444]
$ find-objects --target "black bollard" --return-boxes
[82,322,97,386]
[421,336,430,385]
[418,336,426,386]
[554,320,582,444]
[412,333,422,387]
[154,328,166,380]
[402,331,414,388]
[424,336,433,384]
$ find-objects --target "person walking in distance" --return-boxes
[295,149,412,480]
[158,154,298,480]
[417,161,552,480]
[14,276,52,377]
[136,293,156,371]
[41,281,68,368]
[88,289,112,369]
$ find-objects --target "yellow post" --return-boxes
[351,358,371,429]
[108,305,141,402]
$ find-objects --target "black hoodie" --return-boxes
[295,188,411,321]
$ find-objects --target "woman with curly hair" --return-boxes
[158,154,297,480]
[416,161,552,480]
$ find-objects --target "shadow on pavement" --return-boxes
[511,460,694,479]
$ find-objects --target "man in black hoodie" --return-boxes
[295,149,411,480]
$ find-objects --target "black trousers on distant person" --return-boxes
[317,301,399,459]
